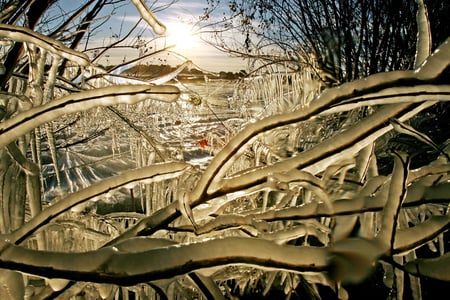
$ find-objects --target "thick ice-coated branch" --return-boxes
[0,24,89,66]
[404,252,450,281]
[1,215,448,286]
[219,181,450,223]
[414,0,431,68]
[196,217,329,245]
[0,237,329,285]
[0,84,180,148]
[110,236,225,299]
[394,215,450,255]
[7,162,189,244]
[105,201,180,245]
[131,0,166,35]
[376,152,409,253]
[409,164,450,182]
[195,214,270,236]
[322,84,450,115]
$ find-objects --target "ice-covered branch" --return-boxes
[394,215,450,255]
[0,24,89,66]
[1,215,448,285]
[414,0,431,68]
[130,0,166,35]
[0,84,180,148]
[321,84,450,115]
[206,176,450,226]
[376,151,410,253]
[0,237,329,285]
[8,162,189,244]
[404,253,450,281]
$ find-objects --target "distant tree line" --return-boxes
[123,64,248,80]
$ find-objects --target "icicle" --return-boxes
[111,125,117,158]
[145,183,151,215]
[151,181,161,211]
[406,250,422,300]
[377,151,410,253]
[261,190,269,212]
[129,135,135,160]
[11,167,26,231]
[45,123,61,188]
[136,138,142,169]
[43,56,61,104]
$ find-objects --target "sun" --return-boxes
[166,23,196,52]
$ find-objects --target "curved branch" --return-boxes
[394,215,450,255]
[404,252,450,281]
[322,85,450,115]
[0,84,180,148]
[2,215,448,286]
[376,151,410,253]
[0,237,329,286]
[0,24,89,66]
[130,0,166,35]
[8,162,190,244]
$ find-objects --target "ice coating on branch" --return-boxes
[0,84,180,149]
[8,162,189,244]
[395,215,450,254]
[376,152,409,253]
[414,0,431,68]
[0,24,89,66]
[405,252,450,281]
[131,0,166,35]
[149,61,192,84]
[0,237,329,285]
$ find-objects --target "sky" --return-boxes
[90,0,246,72]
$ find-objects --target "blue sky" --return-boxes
[89,0,246,72]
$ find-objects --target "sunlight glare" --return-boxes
[166,23,196,53]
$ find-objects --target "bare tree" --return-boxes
[201,0,448,82]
